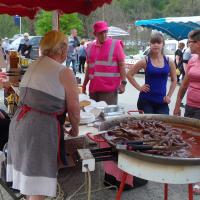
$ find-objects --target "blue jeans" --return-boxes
[66,58,77,75]
[137,98,169,114]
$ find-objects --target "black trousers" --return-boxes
[0,110,10,151]
[78,56,86,73]
[89,91,118,105]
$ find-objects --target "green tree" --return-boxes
[79,0,127,39]
[118,0,173,20]
[0,15,29,39]
[35,11,84,36]
[163,0,200,16]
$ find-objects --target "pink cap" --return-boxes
[93,21,108,34]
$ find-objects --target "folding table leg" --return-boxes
[188,184,193,200]
[115,172,128,200]
[164,183,168,200]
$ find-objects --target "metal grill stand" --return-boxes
[116,151,199,200]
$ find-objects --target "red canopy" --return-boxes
[0,4,38,19]
[0,0,112,18]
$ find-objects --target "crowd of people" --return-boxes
[0,20,200,199]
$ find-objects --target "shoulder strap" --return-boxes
[145,56,149,64]
[164,56,169,64]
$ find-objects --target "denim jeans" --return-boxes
[137,98,169,114]
[66,58,77,75]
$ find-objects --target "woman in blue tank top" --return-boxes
[127,32,177,114]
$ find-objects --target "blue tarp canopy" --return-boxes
[135,16,200,41]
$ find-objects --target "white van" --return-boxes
[127,39,187,64]
[164,39,187,60]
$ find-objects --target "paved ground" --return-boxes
[1,74,199,200]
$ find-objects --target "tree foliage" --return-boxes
[0,15,29,39]
[79,0,126,38]
[163,0,200,16]
[35,11,83,36]
[0,0,200,41]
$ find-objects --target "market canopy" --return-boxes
[135,16,200,41]
[0,0,112,19]
[0,3,38,19]
[108,26,129,37]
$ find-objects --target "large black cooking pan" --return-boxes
[99,114,200,165]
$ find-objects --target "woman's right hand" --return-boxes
[82,84,86,94]
[139,84,150,93]
[68,128,78,137]
[173,107,181,116]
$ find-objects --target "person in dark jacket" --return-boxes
[66,29,80,75]
[78,39,86,73]
[18,33,32,58]
[174,42,185,83]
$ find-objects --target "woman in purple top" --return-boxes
[127,32,177,114]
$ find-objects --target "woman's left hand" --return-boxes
[163,96,171,104]
[118,84,125,94]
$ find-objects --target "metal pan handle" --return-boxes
[127,110,144,115]
[86,132,106,143]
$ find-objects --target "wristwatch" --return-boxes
[121,80,127,86]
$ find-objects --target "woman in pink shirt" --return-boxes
[174,30,200,118]
[173,29,200,194]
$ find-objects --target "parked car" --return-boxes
[125,39,188,73]
[125,54,145,73]
[9,36,43,60]
[125,55,135,70]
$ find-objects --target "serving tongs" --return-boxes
[116,140,182,151]
[90,147,118,162]
[6,71,24,76]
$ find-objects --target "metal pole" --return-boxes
[115,172,128,200]
[52,10,59,30]
[164,183,168,200]
[19,17,22,34]
[102,5,105,20]
[188,184,193,200]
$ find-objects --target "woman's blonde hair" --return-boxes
[40,30,68,56]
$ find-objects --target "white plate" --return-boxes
[80,111,96,124]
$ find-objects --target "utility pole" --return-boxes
[102,5,105,20]
[191,0,194,15]
[19,17,22,34]
[52,10,59,30]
